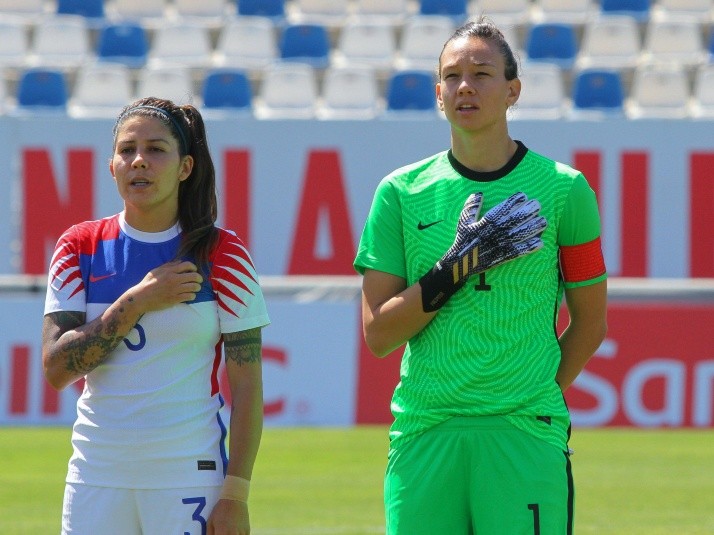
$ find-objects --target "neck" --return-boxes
[450,128,517,172]
[123,207,179,233]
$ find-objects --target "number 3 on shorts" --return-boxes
[182,496,207,535]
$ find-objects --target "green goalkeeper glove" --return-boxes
[420,192,547,312]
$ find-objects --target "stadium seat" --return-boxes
[136,65,195,105]
[570,69,625,117]
[691,63,714,118]
[96,22,149,68]
[0,0,47,24]
[148,22,213,69]
[56,0,105,27]
[332,21,397,73]
[576,15,641,70]
[279,24,331,69]
[29,15,90,71]
[287,0,350,28]
[525,23,578,69]
[599,0,651,22]
[107,0,167,29]
[16,68,68,111]
[468,0,533,26]
[201,69,253,113]
[351,0,413,26]
[640,18,707,67]
[385,70,437,113]
[0,18,30,70]
[626,63,691,119]
[419,0,468,23]
[396,15,455,71]
[255,62,318,119]
[317,66,382,119]
[173,0,228,29]
[651,0,713,22]
[531,0,596,24]
[236,0,286,23]
[69,62,133,118]
[511,62,567,119]
[213,16,278,73]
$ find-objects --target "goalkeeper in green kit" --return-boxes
[354,17,608,535]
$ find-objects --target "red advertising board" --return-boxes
[355,302,714,428]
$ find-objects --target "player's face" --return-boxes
[437,36,520,134]
[110,116,193,231]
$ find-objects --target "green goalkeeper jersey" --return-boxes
[354,141,607,453]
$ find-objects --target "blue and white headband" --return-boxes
[115,105,189,154]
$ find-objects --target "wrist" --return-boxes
[219,475,250,502]
[419,262,464,312]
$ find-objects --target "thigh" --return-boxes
[62,483,140,535]
[471,423,574,535]
[384,423,472,535]
[137,486,222,535]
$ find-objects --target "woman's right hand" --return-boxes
[131,260,204,313]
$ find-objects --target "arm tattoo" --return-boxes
[47,311,128,376]
[223,328,262,366]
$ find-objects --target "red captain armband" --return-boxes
[559,237,606,283]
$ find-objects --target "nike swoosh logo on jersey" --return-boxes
[417,220,443,230]
[89,272,116,283]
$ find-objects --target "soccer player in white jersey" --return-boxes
[42,97,270,535]
[355,18,608,535]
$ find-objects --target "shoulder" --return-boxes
[383,151,450,185]
[522,147,582,182]
[64,214,120,238]
[210,227,255,268]
[54,215,121,255]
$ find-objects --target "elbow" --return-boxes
[597,316,608,345]
[42,355,72,392]
[363,329,399,358]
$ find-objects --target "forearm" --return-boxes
[362,281,437,357]
[556,319,607,391]
[226,382,263,479]
[42,290,145,390]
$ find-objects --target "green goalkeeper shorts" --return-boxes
[384,416,574,535]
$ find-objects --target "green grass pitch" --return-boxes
[1,426,712,534]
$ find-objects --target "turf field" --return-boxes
[1,426,712,534]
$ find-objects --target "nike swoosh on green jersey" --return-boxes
[417,220,443,230]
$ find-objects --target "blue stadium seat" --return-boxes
[386,70,436,112]
[572,69,624,113]
[600,0,651,21]
[419,0,468,22]
[97,23,149,68]
[279,24,330,68]
[202,70,253,111]
[17,68,68,110]
[236,0,286,21]
[525,23,578,69]
[56,0,105,26]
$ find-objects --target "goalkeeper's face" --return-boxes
[436,36,521,132]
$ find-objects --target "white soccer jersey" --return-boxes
[44,213,270,489]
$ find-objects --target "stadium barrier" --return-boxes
[1,276,713,429]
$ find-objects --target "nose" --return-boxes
[132,152,148,168]
[458,79,475,94]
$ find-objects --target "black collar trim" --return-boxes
[447,140,528,182]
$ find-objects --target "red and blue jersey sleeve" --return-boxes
[209,228,270,333]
